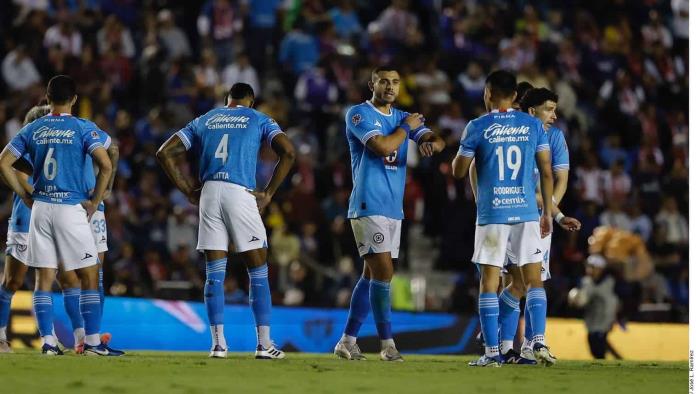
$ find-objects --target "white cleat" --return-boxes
[255,344,285,359]
[533,343,557,366]
[334,341,366,360]
[209,345,228,358]
[380,345,404,362]
[520,345,535,362]
[0,340,12,353]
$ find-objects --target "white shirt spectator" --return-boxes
[1,49,41,91]
[222,62,260,97]
[671,0,689,40]
[599,208,632,232]
[44,24,82,56]
[655,210,688,245]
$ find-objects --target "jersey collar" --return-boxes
[365,100,393,116]
[490,108,514,113]
[49,112,72,116]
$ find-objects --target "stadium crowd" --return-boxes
[0,0,688,323]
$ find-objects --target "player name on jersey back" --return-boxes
[458,109,549,225]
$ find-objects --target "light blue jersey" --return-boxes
[458,109,549,225]
[176,106,284,189]
[346,101,431,220]
[548,126,569,172]
[83,130,112,212]
[8,114,104,205]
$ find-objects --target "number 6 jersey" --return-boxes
[458,109,549,225]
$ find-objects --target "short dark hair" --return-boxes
[485,70,517,99]
[514,81,534,105]
[371,65,400,80]
[46,75,76,104]
[228,83,255,100]
[519,88,558,112]
[23,105,50,125]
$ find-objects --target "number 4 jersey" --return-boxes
[458,109,549,225]
[8,114,107,205]
[176,106,284,189]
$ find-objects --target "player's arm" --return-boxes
[156,135,198,205]
[417,131,445,157]
[365,113,423,157]
[253,133,296,212]
[469,159,477,203]
[0,158,33,195]
[536,149,553,237]
[452,154,474,179]
[104,142,119,199]
[0,148,32,207]
[452,122,476,179]
[552,168,568,204]
[82,147,112,218]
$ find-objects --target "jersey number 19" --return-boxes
[494,145,521,181]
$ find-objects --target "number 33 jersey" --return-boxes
[176,106,284,189]
[9,114,106,205]
[458,109,549,225]
[345,101,431,220]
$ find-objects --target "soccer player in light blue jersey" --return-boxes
[157,83,295,359]
[334,66,445,362]
[452,70,554,367]
[0,75,121,356]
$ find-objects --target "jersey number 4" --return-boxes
[494,145,521,181]
[215,134,229,164]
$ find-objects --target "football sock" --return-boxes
[33,291,56,346]
[0,285,14,341]
[210,325,227,349]
[498,288,520,354]
[524,304,533,343]
[62,288,85,344]
[479,292,499,357]
[526,287,547,345]
[98,265,105,315]
[80,289,101,346]
[248,264,272,348]
[343,276,370,339]
[205,259,227,348]
[369,279,392,343]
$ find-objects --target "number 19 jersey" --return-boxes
[458,109,549,225]
[176,106,284,189]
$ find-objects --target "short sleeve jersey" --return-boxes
[458,109,549,225]
[8,114,104,205]
[176,106,284,189]
[346,100,431,220]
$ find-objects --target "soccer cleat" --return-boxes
[533,343,557,366]
[334,341,366,360]
[41,343,64,356]
[83,342,124,356]
[0,339,12,353]
[209,345,228,358]
[379,345,404,362]
[468,354,502,367]
[255,343,285,359]
[502,349,537,365]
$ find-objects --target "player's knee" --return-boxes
[3,275,23,292]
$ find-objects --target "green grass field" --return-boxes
[0,351,686,394]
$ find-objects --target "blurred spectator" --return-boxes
[654,197,688,248]
[1,45,40,91]
[158,9,192,60]
[197,0,243,67]
[278,19,320,77]
[221,52,259,96]
[328,0,363,41]
[599,199,631,232]
[575,154,607,206]
[97,15,136,59]
[43,10,82,56]
[627,204,652,242]
[370,0,423,48]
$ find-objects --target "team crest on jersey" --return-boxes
[351,113,362,126]
[383,150,398,170]
[90,130,99,139]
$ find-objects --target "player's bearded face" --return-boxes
[532,100,557,130]
[371,71,400,104]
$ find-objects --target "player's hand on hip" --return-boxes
[187,188,201,206]
[21,195,33,209]
[250,190,272,213]
[540,215,552,238]
[81,200,98,219]
[559,216,582,232]
[404,113,424,130]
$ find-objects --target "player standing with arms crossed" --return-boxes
[334,66,445,361]
[452,70,554,367]
[157,83,295,359]
[0,75,121,356]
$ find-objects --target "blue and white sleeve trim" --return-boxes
[175,130,192,150]
[536,144,550,152]
[360,130,381,145]
[103,135,112,150]
[413,128,432,143]
[87,142,103,154]
[457,146,475,157]
[552,164,570,171]
[7,144,22,159]
[267,129,284,146]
